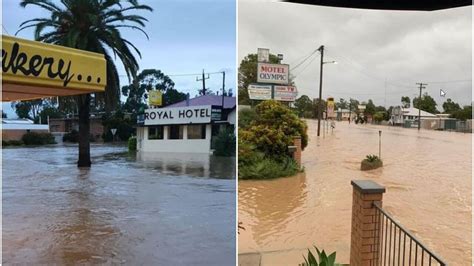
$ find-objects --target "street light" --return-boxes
[317,45,337,137]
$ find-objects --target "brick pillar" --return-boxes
[350,180,385,266]
[293,136,302,167]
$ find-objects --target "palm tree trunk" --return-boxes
[77,94,91,167]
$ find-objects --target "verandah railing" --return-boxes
[373,202,446,266]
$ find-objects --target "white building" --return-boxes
[390,106,436,125]
[136,95,236,154]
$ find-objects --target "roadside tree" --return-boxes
[18,0,152,167]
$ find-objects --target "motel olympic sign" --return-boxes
[257,63,289,85]
[144,105,222,126]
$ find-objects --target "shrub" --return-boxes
[238,108,257,129]
[128,136,137,151]
[63,130,79,142]
[21,132,56,145]
[212,128,236,156]
[2,140,24,146]
[361,154,383,171]
[300,246,341,266]
[239,154,299,179]
[240,100,308,158]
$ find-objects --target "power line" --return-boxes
[1,24,10,35]
[290,49,320,71]
[292,52,319,78]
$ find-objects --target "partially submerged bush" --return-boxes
[21,132,56,145]
[240,100,308,158]
[361,154,383,171]
[239,138,299,179]
[300,246,341,266]
[128,136,137,151]
[212,128,236,156]
[2,140,24,146]
[63,130,79,143]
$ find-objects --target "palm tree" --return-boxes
[17,0,152,167]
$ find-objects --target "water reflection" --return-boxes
[3,145,235,265]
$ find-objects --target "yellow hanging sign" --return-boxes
[148,90,162,106]
[2,35,106,101]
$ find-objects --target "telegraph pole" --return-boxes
[197,69,209,95]
[317,45,324,137]
[416,82,427,131]
[221,71,226,107]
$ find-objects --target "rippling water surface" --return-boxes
[239,120,471,265]
[3,144,235,265]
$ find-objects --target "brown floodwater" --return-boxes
[3,144,235,265]
[239,120,471,265]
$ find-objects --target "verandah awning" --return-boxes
[2,35,106,102]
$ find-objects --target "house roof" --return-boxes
[167,95,236,109]
[2,118,34,124]
[402,107,436,117]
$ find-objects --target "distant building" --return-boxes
[136,95,236,154]
[390,107,436,125]
[2,119,49,141]
[49,116,105,141]
[336,109,356,121]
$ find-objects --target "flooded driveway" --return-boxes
[239,120,471,265]
[3,144,235,265]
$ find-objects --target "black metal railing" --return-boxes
[373,202,446,266]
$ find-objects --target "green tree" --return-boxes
[442,98,461,114]
[238,53,282,105]
[122,69,180,118]
[413,93,439,114]
[294,95,313,117]
[335,98,348,110]
[37,106,64,124]
[11,99,43,121]
[349,98,360,114]
[312,98,327,119]
[401,96,411,108]
[18,0,152,167]
[451,105,472,121]
[364,99,376,116]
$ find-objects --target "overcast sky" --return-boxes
[239,1,472,110]
[2,0,236,117]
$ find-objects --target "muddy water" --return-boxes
[239,120,471,265]
[3,144,235,265]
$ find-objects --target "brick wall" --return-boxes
[293,136,302,167]
[350,180,385,266]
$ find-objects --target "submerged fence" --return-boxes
[373,202,446,266]
[350,180,446,266]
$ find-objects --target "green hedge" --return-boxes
[21,132,56,145]
[128,136,137,151]
[212,128,236,156]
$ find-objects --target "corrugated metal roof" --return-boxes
[402,107,436,117]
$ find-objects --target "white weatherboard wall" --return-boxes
[139,124,212,153]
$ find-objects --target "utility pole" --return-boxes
[416,82,427,131]
[317,45,324,137]
[221,71,225,107]
[197,69,209,95]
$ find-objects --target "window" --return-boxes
[148,126,164,140]
[168,125,183,139]
[187,124,206,139]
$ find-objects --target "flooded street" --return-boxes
[239,120,471,265]
[3,144,235,265]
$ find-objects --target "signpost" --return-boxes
[274,85,298,101]
[111,128,117,142]
[148,90,162,106]
[257,48,270,63]
[248,84,272,100]
[257,63,289,85]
